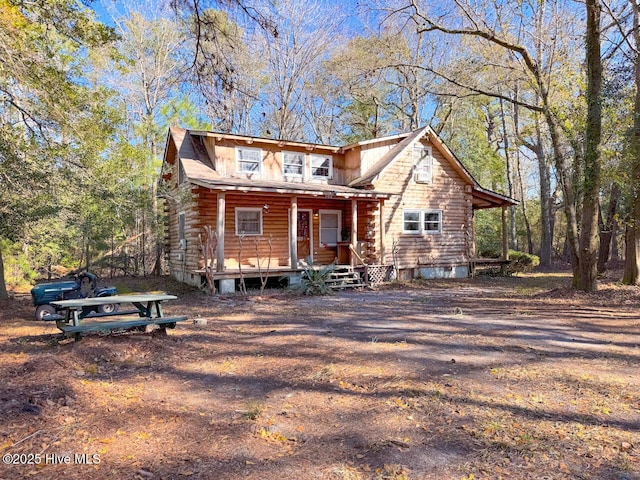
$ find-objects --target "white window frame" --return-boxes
[310,154,333,179]
[235,207,263,236]
[423,210,442,233]
[236,146,262,174]
[413,144,433,184]
[319,209,342,247]
[402,210,422,234]
[282,151,305,177]
[403,209,442,234]
[178,211,186,249]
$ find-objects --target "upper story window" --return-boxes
[283,151,305,177]
[403,210,442,234]
[311,154,333,179]
[413,144,432,184]
[236,147,262,174]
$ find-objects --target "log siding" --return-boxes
[376,140,473,267]
[163,126,514,285]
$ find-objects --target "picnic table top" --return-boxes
[51,294,178,308]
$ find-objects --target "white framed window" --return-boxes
[413,144,433,184]
[178,211,186,248]
[235,208,263,236]
[423,211,441,232]
[236,147,262,174]
[311,154,333,179]
[403,210,421,233]
[319,209,341,246]
[403,210,442,234]
[283,151,305,177]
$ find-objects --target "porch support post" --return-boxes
[501,205,508,260]
[379,200,385,264]
[216,192,226,272]
[501,205,509,275]
[290,196,298,268]
[471,210,477,258]
[350,199,358,266]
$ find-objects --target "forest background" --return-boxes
[1,0,639,298]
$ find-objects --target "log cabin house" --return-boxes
[161,125,516,292]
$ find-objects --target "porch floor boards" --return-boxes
[193,265,367,281]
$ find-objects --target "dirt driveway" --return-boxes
[0,273,639,479]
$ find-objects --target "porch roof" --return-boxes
[471,186,517,209]
[191,177,391,199]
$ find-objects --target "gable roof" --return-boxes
[348,126,430,188]
[163,127,390,199]
[163,126,221,183]
[348,125,516,209]
[189,130,340,153]
[163,125,516,208]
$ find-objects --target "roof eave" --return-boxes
[340,132,412,151]
[472,186,519,209]
[190,131,341,153]
[189,179,391,199]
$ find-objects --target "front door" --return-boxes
[297,210,312,261]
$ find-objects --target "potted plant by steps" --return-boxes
[341,227,350,242]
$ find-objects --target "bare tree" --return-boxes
[199,225,218,294]
[102,1,188,275]
[393,0,600,289]
[578,0,603,291]
[190,8,262,133]
[254,0,343,140]
[623,0,640,284]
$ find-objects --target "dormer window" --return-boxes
[236,147,262,174]
[413,144,432,184]
[311,154,332,179]
[283,151,304,177]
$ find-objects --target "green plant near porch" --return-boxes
[300,257,335,295]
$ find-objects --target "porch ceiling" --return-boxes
[191,178,391,199]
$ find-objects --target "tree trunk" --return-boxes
[0,248,8,300]
[611,221,619,260]
[517,151,534,254]
[152,138,162,277]
[511,97,533,254]
[576,0,602,292]
[623,0,640,285]
[536,142,552,267]
[499,98,517,250]
[624,224,640,283]
[519,119,552,266]
[545,110,579,278]
[597,183,620,273]
[85,229,90,273]
[142,208,147,276]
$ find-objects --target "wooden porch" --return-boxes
[197,189,387,273]
[193,263,396,290]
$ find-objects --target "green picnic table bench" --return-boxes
[51,294,188,341]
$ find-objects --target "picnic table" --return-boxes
[50,294,188,341]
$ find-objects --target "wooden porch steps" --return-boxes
[327,266,367,290]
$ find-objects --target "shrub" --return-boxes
[300,257,335,295]
[1,239,37,289]
[508,250,540,274]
